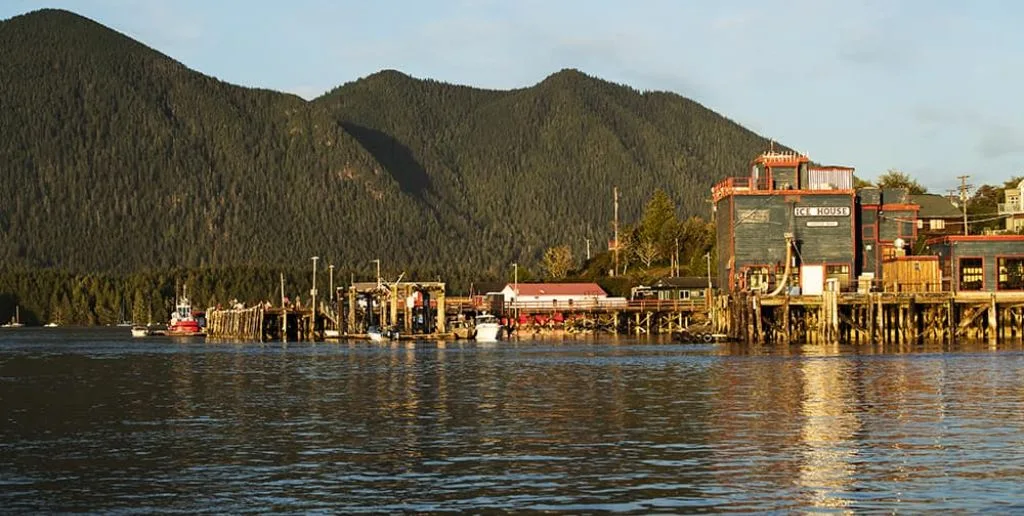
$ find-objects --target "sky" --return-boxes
[3,0,1024,192]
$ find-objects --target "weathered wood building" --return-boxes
[925,235,1024,293]
[714,151,857,294]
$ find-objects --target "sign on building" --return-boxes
[794,206,851,217]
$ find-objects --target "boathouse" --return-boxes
[925,235,1024,293]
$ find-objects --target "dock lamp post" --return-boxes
[705,252,712,291]
[311,256,319,331]
[328,263,335,303]
[512,262,518,319]
[705,252,715,327]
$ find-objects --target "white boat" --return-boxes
[130,325,150,337]
[2,306,24,328]
[44,322,59,328]
[324,329,341,339]
[367,326,399,342]
[473,314,503,342]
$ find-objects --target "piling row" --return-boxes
[206,306,264,341]
[726,292,1024,345]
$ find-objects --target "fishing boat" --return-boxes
[2,306,24,328]
[473,313,502,342]
[166,286,205,337]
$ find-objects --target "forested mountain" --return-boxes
[1,8,784,285]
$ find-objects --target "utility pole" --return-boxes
[613,185,619,276]
[585,238,591,261]
[372,259,381,288]
[957,175,971,235]
[311,256,319,336]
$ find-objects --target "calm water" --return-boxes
[1,328,1023,513]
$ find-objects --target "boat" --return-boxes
[449,318,474,340]
[166,286,205,337]
[324,329,341,339]
[116,297,132,327]
[367,325,399,342]
[2,306,24,328]
[473,313,503,342]
[44,322,59,328]
[130,325,150,337]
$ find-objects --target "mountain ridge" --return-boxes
[0,8,788,282]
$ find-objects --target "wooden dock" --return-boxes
[717,291,1024,345]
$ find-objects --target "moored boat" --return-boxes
[166,287,205,337]
[2,306,24,328]
[473,313,502,342]
[367,325,399,342]
[130,325,150,337]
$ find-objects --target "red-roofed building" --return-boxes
[501,282,607,306]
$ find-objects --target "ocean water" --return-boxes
[1,328,1022,512]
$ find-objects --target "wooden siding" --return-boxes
[926,239,1024,292]
[881,257,941,292]
[715,197,733,289]
[877,209,916,242]
[729,193,855,281]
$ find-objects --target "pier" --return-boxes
[717,291,1024,345]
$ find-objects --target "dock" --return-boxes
[716,291,1024,345]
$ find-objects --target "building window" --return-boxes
[826,264,850,276]
[929,219,945,230]
[959,258,984,291]
[900,221,915,238]
[998,257,1024,290]
[917,219,924,229]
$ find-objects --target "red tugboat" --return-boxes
[166,286,206,337]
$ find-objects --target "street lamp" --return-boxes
[328,263,335,303]
[512,262,518,319]
[311,256,319,333]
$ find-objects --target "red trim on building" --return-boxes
[956,255,985,292]
[925,235,1024,246]
[995,254,1024,291]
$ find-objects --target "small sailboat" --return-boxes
[2,306,24,328]
[116,297,132,327]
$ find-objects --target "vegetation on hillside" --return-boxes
[0,9,782,281]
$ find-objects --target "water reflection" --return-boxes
[1,330,1023,512]
[796,347,860,512]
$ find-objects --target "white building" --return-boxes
[501,282,608,309]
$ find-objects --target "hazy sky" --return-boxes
[4,0,1023,192]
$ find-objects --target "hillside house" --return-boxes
[998,179,1024,232]
[910,193,963,240]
